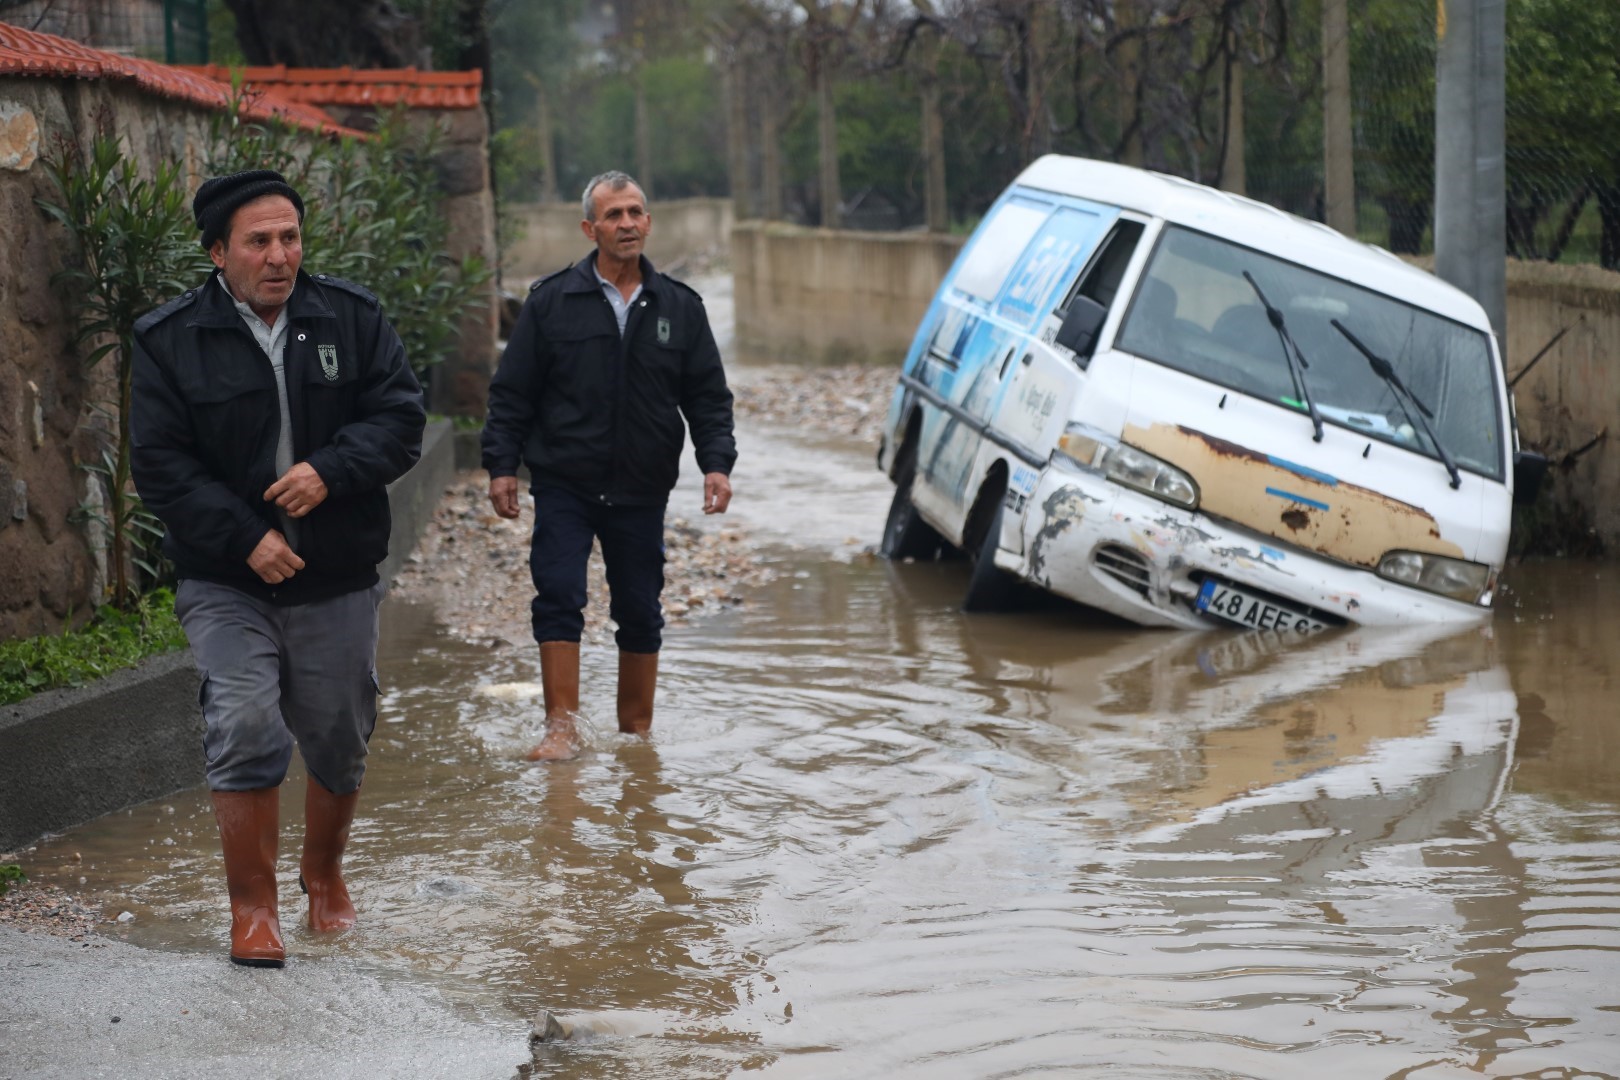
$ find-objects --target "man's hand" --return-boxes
[248,529,305,584]
[489,475,521,519]
[703,471,732,515]
[265,462,328,518]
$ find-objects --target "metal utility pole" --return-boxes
[1322,0,1355,235]
[1435,0,1507,341]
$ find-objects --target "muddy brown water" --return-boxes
[22,416,1620,1078]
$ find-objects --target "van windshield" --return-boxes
[1115,226,1504,480]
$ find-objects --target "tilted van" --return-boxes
[877,156,1544,630]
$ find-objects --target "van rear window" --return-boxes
[951,200,1048,303]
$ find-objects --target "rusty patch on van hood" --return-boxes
[1124,423,1464,568]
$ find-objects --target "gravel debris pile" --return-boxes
[733,364,897,445]
[0,876,105,941]
[388,480,774,648]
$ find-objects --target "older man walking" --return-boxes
[131,170,425,967]
[482,170,737,761]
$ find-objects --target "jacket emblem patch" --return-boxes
[318,344,339,380]
[657,317,671,344]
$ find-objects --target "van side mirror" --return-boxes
[1512,449,1549,506]
[1055,296,1107,360]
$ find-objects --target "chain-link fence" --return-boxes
[1246,0,1617,268]
[0,0,207,63]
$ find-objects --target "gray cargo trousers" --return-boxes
[175,578,385,793]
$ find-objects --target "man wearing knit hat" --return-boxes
[131,170,425,968]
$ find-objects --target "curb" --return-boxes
[0,418,455,854]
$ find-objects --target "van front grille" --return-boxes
[1094,544,1152,597]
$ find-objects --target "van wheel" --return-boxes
[880,449,944,560]
[962,499,1020,612]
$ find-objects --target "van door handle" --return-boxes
[1020,352,1033,367]
[997,347,1017,380]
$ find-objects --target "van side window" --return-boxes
[1059,220,1146,317]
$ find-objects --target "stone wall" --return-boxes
[730,220,964,367]
[0,70,501,640]
[503,197,733,285]
[0,79,225,640]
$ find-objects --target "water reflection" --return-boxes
[20,550,1619,1078]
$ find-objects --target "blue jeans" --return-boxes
[528,486,666,652]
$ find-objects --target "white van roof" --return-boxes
[1014,155,1493,333]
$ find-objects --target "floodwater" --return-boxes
[22,405,1620,1078]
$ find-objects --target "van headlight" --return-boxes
[1056,425,1199,509]
[1377,551,1492,604]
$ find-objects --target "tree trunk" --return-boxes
[1322,0,1356,235]
[816,56,841,228]
[1218,29,1245,195]
[918,24,946,232]
[1115,4,1143,166]
[725,60,752,219]
[634,71,654,198]
[536,82,559,204]
[1025,1,1052,162]
[224,0,423,67]
[760,84,784,221]
[922,79,947,232]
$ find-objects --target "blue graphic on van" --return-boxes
[996,207,1109,329]
[1265,487,1332,512]
[1265,455,1339,486]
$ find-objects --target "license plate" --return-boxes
[1196,578,1327,634]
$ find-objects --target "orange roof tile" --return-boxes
[0,23,361,136]
[184,65,483,110]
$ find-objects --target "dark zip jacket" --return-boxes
[481,253,736,505]
[131,270,425,605]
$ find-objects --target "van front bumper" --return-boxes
[1009,464,1491,629]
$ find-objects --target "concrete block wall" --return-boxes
[730,221,964,367]
[502,197,733,285]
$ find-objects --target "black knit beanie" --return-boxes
[193,169,305,250]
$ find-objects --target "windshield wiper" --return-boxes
[1242,271,1323,442]
[1330,318,1461,490]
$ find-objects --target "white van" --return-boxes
[877,156,1546,630]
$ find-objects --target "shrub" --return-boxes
[36,141,212,608]
[208,89,492,389]
[0,590,187,707]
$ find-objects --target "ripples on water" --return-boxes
[31,531,1620,1077]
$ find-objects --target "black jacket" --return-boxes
[131,270,425,605]
[481,253,736,505]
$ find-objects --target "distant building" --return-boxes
[0,0,206,62]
